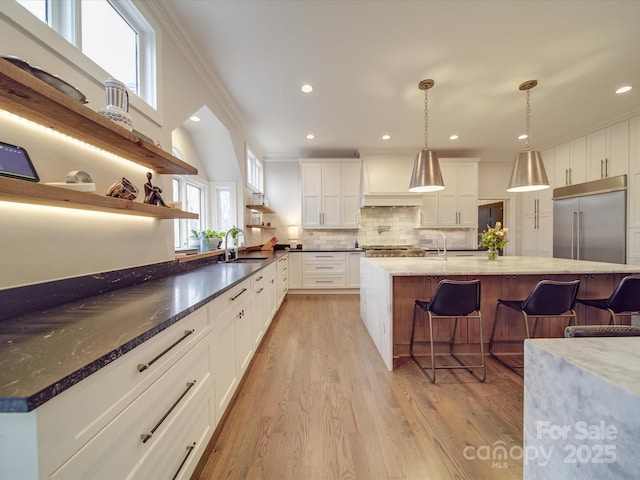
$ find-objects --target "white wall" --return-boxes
[0,3,250,288]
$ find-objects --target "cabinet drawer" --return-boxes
[49,336,212,479]
[302,261,345,275]
[303,275,346,288]
[209,278,251,319]
[38,308,210,476]
[302,252,346,262]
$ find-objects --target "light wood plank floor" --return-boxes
[193,294,523,480]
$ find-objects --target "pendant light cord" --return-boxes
[524,88,531,151]
[424,88,429,149]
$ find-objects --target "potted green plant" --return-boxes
[188,229,202,250]
[202,229,224,251]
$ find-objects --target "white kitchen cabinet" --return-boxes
[627,116,640,263]
[554,137,586,187]
[0,308,213,480]
[276,253,289,306]
[587,120,629,181]
[522,148,555,257]
[287,252,303,288]
[416,159,478,227]
[300,159,362,228]
[252,262,276,347]
[302,251,346,288]
[346,251,363,288]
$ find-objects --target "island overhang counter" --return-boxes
[359,256,640,370]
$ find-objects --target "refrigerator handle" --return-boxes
[576,211,582,260]
[571,211,576,259]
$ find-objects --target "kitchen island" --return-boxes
[360,256,640,370]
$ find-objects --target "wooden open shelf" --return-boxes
[245,225,276,230]
[0,58,197,175]
[0,176,198,219]
[246,204,275,214]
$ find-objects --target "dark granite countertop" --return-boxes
[0,252,282,413]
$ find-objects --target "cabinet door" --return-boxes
[606,120,629,178]
[437,163,459,226]
[570,136,587,184]
[554,141,571,186]
[346,252,363,288]
[457,163,478,227]
[629,116,640,230]
[587,129,607,181]
[521,195,539,256]
[321,163,341,227]
[301,163,322,227]
[211,311,237,421]
[537,212,554,257]
[235,292,253,376]
[418,192,439,226]
[288,253,302,288]
[341,162,362,227]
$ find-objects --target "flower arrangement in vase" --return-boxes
[479,222,508,260]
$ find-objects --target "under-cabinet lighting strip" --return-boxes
[0,109,151,174]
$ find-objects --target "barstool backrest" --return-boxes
[608,276,640,312]
[521,280,580,315]
[428,280,481,317]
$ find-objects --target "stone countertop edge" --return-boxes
[0,252,284,413]
[362,255,640,276]
[289,248,364,252]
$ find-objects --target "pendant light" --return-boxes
[409,79,445,192]
[507,80,550,192]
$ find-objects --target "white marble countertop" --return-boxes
[526,337,640,396]
[362,255,640,276]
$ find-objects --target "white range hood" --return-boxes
[360,153,422,207]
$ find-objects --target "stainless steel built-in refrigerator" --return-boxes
[553,175,626,264]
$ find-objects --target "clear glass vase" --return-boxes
[487,248,498,261]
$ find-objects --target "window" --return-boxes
[172,177,181,249]
[246,146,263,193]
[16,0,156,106]
[186,183,204,234]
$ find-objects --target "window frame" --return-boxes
[246,144,264,193]
[12,0,159,114]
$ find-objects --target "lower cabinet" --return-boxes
[302,251,346,288]
[0,260,284,479]
[276,254,288,306]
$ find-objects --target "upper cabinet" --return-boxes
[554,137,586,187]
[300,159,361,229]
[587,120,629,181]
[416,159,479,228]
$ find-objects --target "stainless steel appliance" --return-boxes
[553,175,626,264]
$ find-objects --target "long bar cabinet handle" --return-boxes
[171,442,197,480]
[230,288,248,301]
[140,380,196,443]
[137,329,195,373]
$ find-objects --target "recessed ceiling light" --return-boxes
[306,134,315,140]
[301,84,313,93]
[382,134,391,140]
[449,134,459,140]
[518,134,528,140]
[616,85,632,94]
[189,115,200,122]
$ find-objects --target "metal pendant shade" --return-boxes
[507,80,550,193]
[507,150,549,192]
[410,148,445,192]
[409,79,445,193]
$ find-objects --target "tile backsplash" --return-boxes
[301,207,477,249]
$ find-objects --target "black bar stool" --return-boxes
[564,325,640,337]
[410,279,485,383]
[489,279,580,376]
[576,275,640,325]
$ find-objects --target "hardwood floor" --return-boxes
[193,295,523,480]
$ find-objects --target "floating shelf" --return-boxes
[0,58,197,175]
[246,204,275,214]
[0,177,199,219]
[245,225,276,230]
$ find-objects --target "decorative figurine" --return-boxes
[143,172,168,207]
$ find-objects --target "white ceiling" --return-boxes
[161,0,640,162]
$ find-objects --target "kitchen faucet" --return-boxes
[224,228,245,262]
[437,232,447,260]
